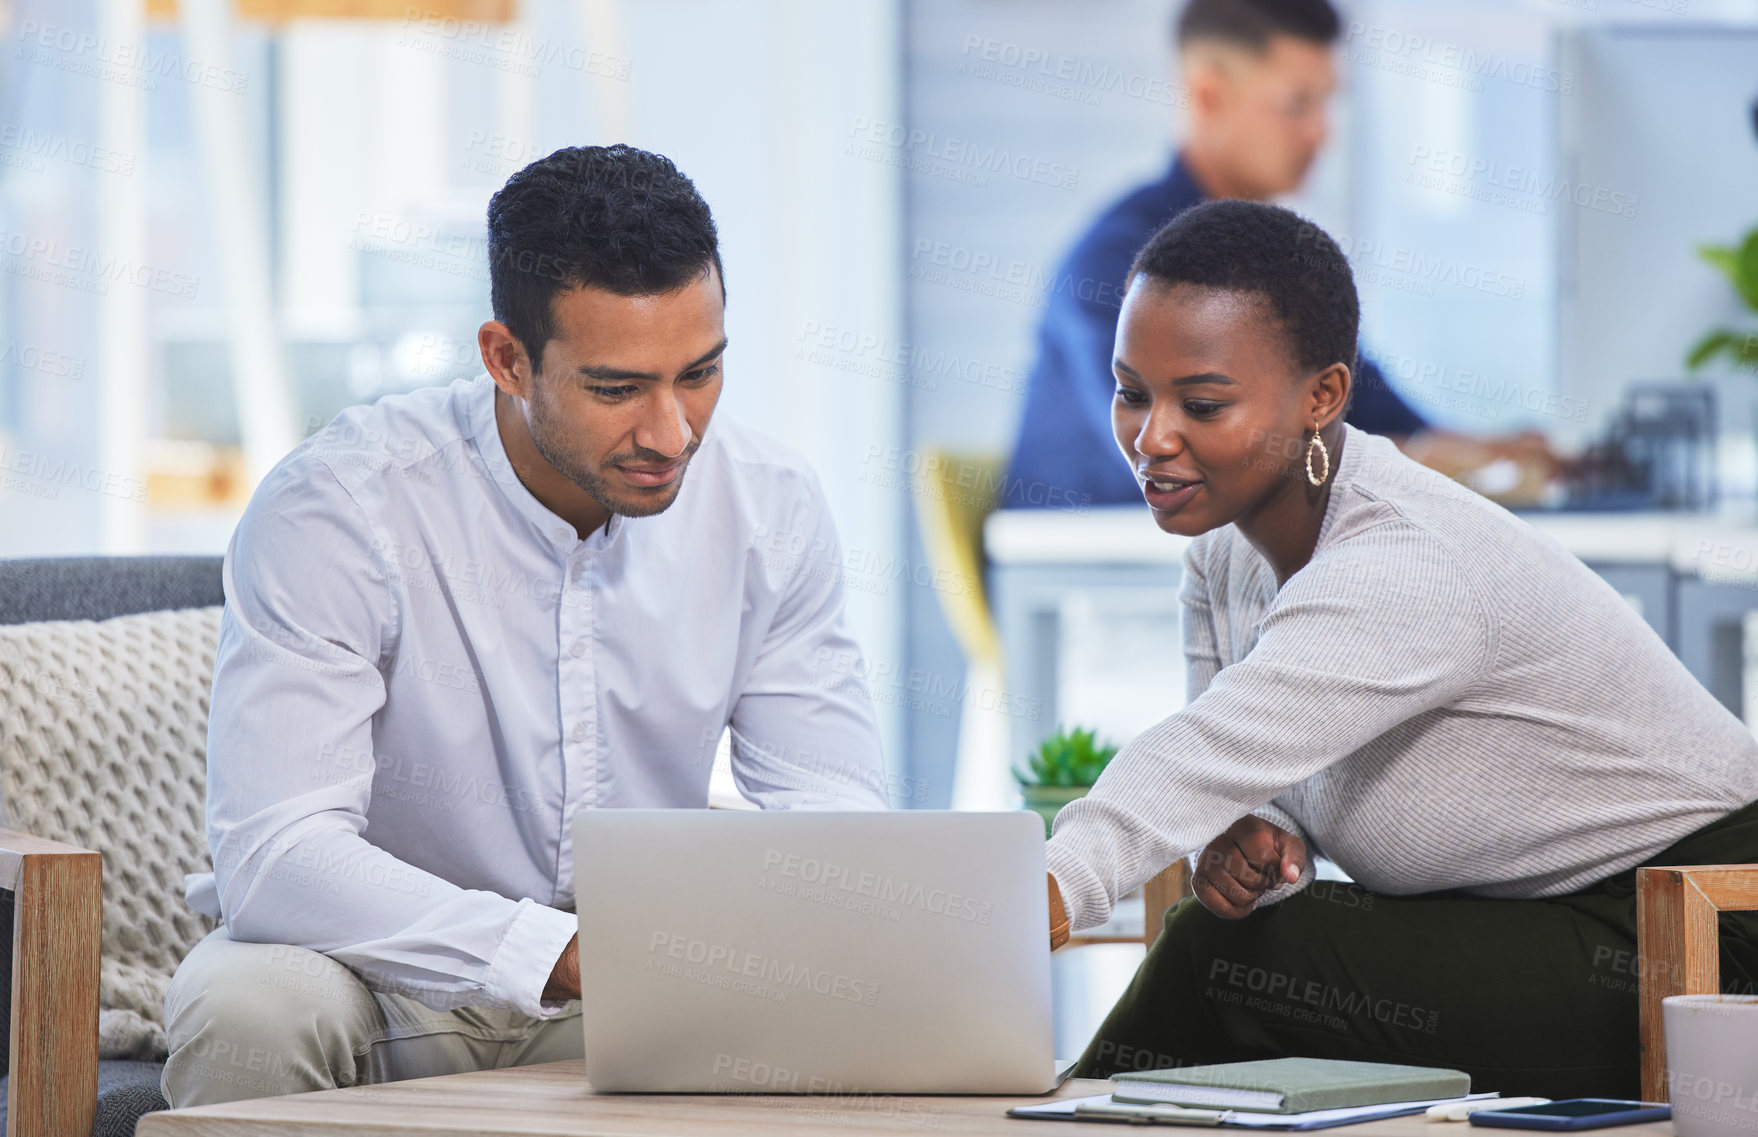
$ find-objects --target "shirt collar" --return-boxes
[463,374,626,556]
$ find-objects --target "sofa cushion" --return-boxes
[0,1060,170,1137]
[0,608,222,1061]
[0,557,223,626]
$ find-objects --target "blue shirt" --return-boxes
[1003,155,1428,509]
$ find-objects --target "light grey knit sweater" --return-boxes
[1046,424,1758,931]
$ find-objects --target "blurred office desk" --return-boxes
[986,506,1758,757]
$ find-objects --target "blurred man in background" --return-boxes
[1003,0,1557,509]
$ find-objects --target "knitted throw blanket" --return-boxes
[0,607,221,1061]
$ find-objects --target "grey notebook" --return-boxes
[1110,1058,1472,1114]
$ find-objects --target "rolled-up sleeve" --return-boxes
[1244,801,1317,909]
[1046,522,1496,930]
[203,458,576,1018]
[729,472,887,810]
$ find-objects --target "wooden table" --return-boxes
[135,1062,1679,1137]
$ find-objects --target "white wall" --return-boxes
[1557,23,1758,494]
[608,0,907,765]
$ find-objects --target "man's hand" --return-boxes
[544,934,580,1002]
[1192,815,1306,919]
[1048,873,1070,951]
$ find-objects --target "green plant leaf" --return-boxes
[1018,725,1120,788]
[1699,243,1739,282]
[1687,328,1737,371]
[1698,242,1758,314]
[1739,229,1758,312]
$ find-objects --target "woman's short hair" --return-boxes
[1128,199,1359,384]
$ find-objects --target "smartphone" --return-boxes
[1469,1100,1672,1131]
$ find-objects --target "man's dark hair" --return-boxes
[1128,199,1359,397]
[1174,0,1341,51]
[487,144,723,371]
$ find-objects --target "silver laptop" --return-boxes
[572,808,1058,1094]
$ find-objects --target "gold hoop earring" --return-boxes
[1305,432,1330,486]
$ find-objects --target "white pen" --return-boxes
[1427,1098,1553,1122]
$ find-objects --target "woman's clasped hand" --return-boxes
[1191,814,1307,919]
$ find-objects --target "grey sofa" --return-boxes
[0,555,224,1137]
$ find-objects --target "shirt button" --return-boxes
[571,723,587,744]
[570,639,587,658]
[553,526,572,544]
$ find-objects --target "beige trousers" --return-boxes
[161,927,584,1108]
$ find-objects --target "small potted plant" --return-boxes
[1687,223,1758,373]
[1016,726,1118,836]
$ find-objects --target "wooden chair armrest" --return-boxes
[1142,859,1193,949]
[0,827,101,886]
[1637,863,1758,1105]
[0,826,101,1137]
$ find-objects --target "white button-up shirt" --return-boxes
[184,375,886,1019]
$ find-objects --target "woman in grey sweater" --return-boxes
[1046,199,1758,1097]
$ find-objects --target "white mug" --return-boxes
[1664,994,1758,1137]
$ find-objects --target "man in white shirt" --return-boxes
[161,144,887,1107]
